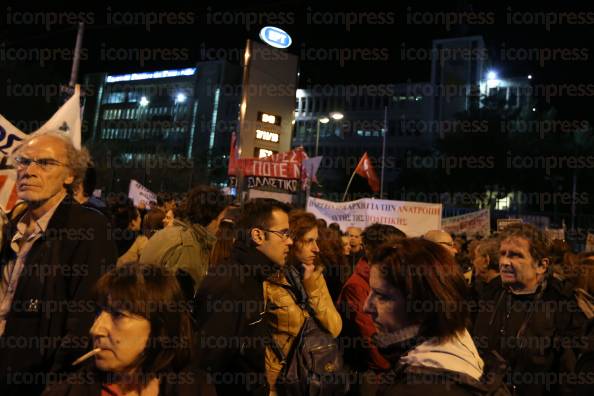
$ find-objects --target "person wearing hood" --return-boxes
[363,238,509,395]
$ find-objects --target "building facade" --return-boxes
[81,36,534,199]
[293,36,534,199]
[82,61,241,193]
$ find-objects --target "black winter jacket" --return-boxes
[472,277,587,396]
[195,245,280,396]
[0,198,118,396]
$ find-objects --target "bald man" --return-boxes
[423,229,458,256]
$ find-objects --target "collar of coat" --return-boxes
[231,244,283,282]
[6,195,79,240]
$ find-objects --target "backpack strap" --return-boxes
[262,274,309,367]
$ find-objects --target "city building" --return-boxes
[293,36,534,199]
[81,35,533,199]
[82,61,241,193]
[237,40,299,159]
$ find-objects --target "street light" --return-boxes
[175,93,187,103]
[330,112,344,120]
[315,112,343,157]
[486,70,500,89]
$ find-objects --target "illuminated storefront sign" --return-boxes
[257,111,282,126]
[256,129,279,143]
[259,26,292,49]
[106,68,197,83]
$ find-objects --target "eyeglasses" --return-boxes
[261,228,291,240]
[13,156,66,170]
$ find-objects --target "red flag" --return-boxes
[354,152,380,192]
[228,132,238,176]
[0,170,19,212]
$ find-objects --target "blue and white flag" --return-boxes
[35,84,82,149]
[0,115,27,158]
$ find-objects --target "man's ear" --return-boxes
[536,257,549,274]
[251,228,265,246]
[64,173,74,186]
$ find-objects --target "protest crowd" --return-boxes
[0,131,593,396]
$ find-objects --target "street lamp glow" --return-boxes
[175,93,187,103]
[139,96,149,106]
[528,74,532,79]
[486,70,500,89]
[319,117,330,124]
[330,112,344,120]
[532,107,536,112]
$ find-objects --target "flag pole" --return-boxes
[380,106,387,198]
[342,156,363,202]
[68,22,85,89]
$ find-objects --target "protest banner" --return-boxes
[128,179,157,208]
[518,214,550,230]
[307,197,441,237]
[497,218,523,231]
[229,145,307,179]
[0,170,18,212]
[239,159,301,178]
[442,209,490,237]
[246,176,299,193]
[248,189,294,204]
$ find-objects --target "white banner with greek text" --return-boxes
[306,197,441,237]
[442,209,490,237]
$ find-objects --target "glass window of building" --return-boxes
[509,89,518,107]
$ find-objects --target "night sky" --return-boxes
[0,0,592,126]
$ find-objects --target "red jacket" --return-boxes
[337,258,390,371]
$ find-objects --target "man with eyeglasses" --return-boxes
[0,131,117,395]
[195,198,293,396]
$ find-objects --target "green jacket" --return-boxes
[139,218,216,291]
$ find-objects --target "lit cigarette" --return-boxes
[72,348,101,366]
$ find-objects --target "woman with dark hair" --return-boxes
[209,205,241,267]
[317,225,350,302]
[363,238,509,395]
[111,200,141,258]
[118,208,166,266]
[43,263,215,396]
[263,209,342,394]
